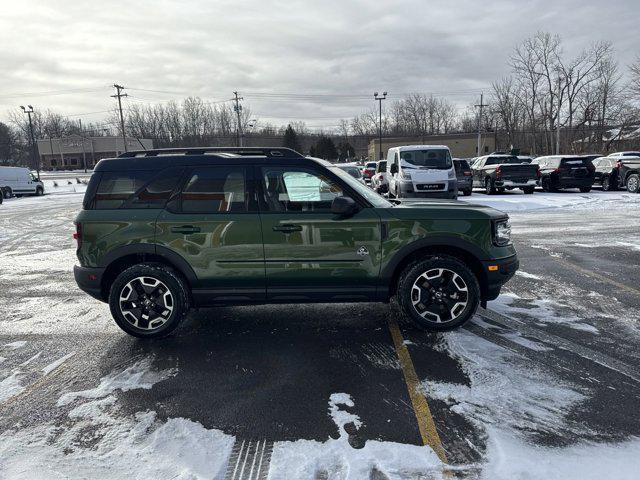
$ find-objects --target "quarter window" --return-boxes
[261,167,344,212]
[179,166,249,213]
[93,171,154,209]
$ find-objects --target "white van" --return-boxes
[386,145,457,199]
[0,166,45,198]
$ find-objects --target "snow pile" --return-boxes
[269,393,444,479]
[57,356,177,406]
[0,356,234,480]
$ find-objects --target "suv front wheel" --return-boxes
[397,255,480,331]
[108,263,190,338]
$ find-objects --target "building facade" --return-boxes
[368,133,496,160]
[37,136,153,170]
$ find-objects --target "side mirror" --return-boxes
[390,163,398,174]
[331,196,357,217]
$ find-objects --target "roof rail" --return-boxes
[117,147,304,158]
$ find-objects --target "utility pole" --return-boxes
[374,91,387,160]
[233,91,243,147]
[556,76,562,155]
[78,119,87,173]
[111,84,128,152]
[475,92,488,156]
[20,105,39,180]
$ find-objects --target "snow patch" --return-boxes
[269,393,444,479]
[57,356,177,406]
[0,371,25,403]
[515,270,542,280]
[2,341,27,350]
[42,352,75,375]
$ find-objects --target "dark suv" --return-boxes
[74,147,518,338]
[533,155,595,192]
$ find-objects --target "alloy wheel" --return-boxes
[411,268,469,323]
[119,276,174,330]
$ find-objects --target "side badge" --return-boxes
[356,246,369,257]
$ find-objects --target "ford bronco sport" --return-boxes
[73,147,518,338]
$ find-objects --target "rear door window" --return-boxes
[179,166,251,213]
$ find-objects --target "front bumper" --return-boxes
[398,180,457,199]
[74,265,106,302]
[482,253,519,301]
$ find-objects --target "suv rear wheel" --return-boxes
[397,255,480,331]
[108,263,190,338]
[485,178,496,195]
[627,174,640,194]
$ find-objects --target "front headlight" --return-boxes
[493,218,512,246]
[401,171,412,180]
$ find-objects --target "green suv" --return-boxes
[74,147,518,338]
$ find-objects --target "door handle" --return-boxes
[272,224,302,233]
[171,225,201,234]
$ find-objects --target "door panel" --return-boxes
[154,165,265,303]
[258,166,382,301]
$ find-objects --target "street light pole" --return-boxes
[20,105,39,180]
[374,92,387,160]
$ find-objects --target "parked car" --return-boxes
[0,166,45,198]
[362,161,377,183]
[591,157,620,191]
[386,145,457,199]
[453,159,473,196]
[471,154,539,195]
[607,151,640,158]
[614,156,640,193]
[532,155,596,192]
[73,146,518,338]
[371,160,388,193]
[335,163,366,184]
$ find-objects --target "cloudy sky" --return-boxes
[0,0,638,130]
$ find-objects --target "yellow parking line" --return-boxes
[387,316,448,464]
[553,256,640,297]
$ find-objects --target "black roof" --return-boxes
[94,147,330,172]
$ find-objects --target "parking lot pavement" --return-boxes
[1,189,639,479]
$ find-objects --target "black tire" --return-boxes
[108,263,190,338]
[2,187,11,199]
[463,188,472,196]
[541,177,557,192]
[601,176,612,191]
[35,187,44,196]
[397,255,480,331]
[484,177,496,195]
[626,174,640,194]
[579,186,591,193]
[522,186,535,194]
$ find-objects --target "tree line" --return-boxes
[2,31,640,166]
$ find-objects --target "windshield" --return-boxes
[365,162,377,169]
[376,161,387,173]
[400,149,452,169]
[338,166,363,179]
[329,167,392,208]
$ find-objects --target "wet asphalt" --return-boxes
[1,189,639,470]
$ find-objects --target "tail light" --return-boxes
[495,166,502,178]
[73,222,82,250]
[536,167,541,178]
[615,161,622,170]
[463,171,472,176]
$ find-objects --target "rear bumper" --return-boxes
[495,179,537,188]
[482,253,519,301]
[74,265,106,302]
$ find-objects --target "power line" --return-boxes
[0,86,110,99]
